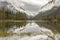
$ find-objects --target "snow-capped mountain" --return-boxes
[0,0,60,17]
[0,1,26,14]
[0,1,17,14]
[37,0,60,16]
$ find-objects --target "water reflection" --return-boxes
[0,19,60,34]
[0,21,60,40]
[15,22,60,40]
[36,22,60,33]
[0,22,27,32]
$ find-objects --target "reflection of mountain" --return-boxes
[0,22,27,32]
[36,22,60,33]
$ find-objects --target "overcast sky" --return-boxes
[19,0,52,12]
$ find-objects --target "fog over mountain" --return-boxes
[0,0,60,40]
[0,0,60,16]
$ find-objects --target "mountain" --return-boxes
[0,1,26,14]
[34,0,60,19]
[0,0,60,17]
[0,0,60,20]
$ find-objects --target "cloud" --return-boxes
[21,0,51,6]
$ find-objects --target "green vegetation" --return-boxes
[0,7,27,33]
[16,12,27,20]
[0,21,27,32]
[20,32,32,36]
[0,7,27,20]
[16,22,26,27]
[0,32,13,37]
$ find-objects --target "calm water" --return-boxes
[0,20,60,40]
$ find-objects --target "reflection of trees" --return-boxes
[0,22,27,32]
